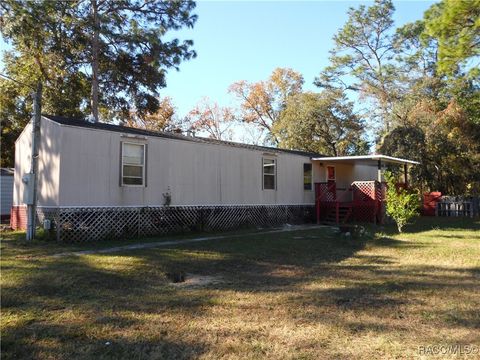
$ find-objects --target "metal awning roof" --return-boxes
[311,154,420,165]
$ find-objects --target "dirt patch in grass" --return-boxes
[171,273,224,288]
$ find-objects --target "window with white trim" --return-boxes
[122,142,145,186]
[303,163,312,190]
[263,158,276,190]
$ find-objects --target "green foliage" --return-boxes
[0,51,89,167]
[0,0,197,167]
[314,0,399,132]
[384,171,419,233]
[378,126,428,186]
[273,90,369,156]
[424,0,480,77]
[378,96,480,195]
[1,0,197,120]
[317,0,480,195]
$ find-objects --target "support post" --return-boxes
[26,82,42,241]
[377,159,382,182]
[335,202,339,224]
[404,163,408,186]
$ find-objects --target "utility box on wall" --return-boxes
[22,173,34,205]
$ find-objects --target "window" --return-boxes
[303,163,312,190]
[263,158,276,190]
[327,165,336,181]
[122,142,145,186]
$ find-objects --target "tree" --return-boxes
[126,96,177,132]
[0,0,198,122]
[0,49,89,167]
[393,20,439,81]
[314,0,480,195]
[315,0,399,133]
[426,100,480,195]
[273,91,369,156]
[384,171,419,233]
[0,0,197,166]
[237,124,267,146]
[378,125,429,189]
[379,99,480,195]
[424,0,480,77]
[389,12,480,194]
[186,98,236,141]
[391,20,444,120]
[229,67,304,144]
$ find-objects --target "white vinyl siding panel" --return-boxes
[1,175,14,215]
[49,120,316,206]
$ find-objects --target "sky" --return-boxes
[0,0,436,119]
[159,0,436,117]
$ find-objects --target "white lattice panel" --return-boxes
[36,205,314,242]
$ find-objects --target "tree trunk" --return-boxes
[90,0,100,122]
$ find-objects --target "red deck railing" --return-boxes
[315,181,387,224]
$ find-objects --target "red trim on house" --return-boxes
[10,205,27,230]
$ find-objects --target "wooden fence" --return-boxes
[436,196,480,217]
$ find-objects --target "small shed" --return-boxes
[1,168,14,221]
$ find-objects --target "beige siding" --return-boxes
[313,162,380,187]
[54,120,316,206]
[13,119,61,207]
[37,118,61,206]
[14,118,385,209]
[13,122,32,205]
[314,162,354,189]
[353,164,379,182]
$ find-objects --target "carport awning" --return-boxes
[311,154,420,165]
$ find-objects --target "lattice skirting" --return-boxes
[35,205,315,242]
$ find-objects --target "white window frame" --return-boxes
[326,165,336,181]
[262,157,276,190]
[303,163,313,191]
[121,142,146,187]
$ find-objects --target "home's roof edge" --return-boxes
[43,114,324,158]
[311,154,420,165]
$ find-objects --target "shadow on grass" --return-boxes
[1,254,211,360]
[2,317,206,360]
[2,221,479,358]
[291,259,480,332]
[1,228,369,358]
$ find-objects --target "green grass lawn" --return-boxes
[1,218,479,359]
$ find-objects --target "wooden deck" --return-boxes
[315,181,386,225]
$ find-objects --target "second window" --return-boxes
[263,158,276,190]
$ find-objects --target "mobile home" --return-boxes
[11,115,417,241]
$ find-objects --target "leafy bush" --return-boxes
[384,171,420,233]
